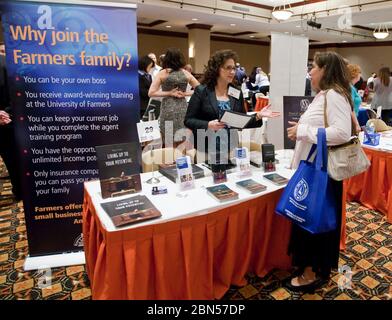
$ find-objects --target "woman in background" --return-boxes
[371,67,392,125]
[347,63,362,133]
[138,55,154,117]
[254,67,270,95]
[286,51,352,292]
[148,48,199,145]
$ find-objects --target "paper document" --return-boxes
[219,110,253,129]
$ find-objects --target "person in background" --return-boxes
[138,55,154,117]
[305,65,313,96]
[148,48,199,145]
[0,49,22,200]
[367,72,377,90]
[183,64,196,101]
[354,75,364,91]
[371,67,392,125]
[246,66,259,91]
[184,64,193,74]
[286,51,352,292]
[148,52,162,81]
[254,67,270,95]
[347,64,362,133]
[235,62,247,84]
[185,49,279,161]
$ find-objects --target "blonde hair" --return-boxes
[347,64,361,80]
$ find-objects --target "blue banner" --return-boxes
[1,0,140,256]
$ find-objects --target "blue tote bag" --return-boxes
[275,128,337,234]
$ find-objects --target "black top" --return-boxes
[138,71,152,116]
[184,84,262,155]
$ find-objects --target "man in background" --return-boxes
[235,62,247,84]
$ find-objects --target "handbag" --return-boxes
[324,92,370,181]
[275,128,337,234]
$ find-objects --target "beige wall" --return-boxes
[337,46,392,79]
[211,40,270,75]
[309,46,392,79]
[137,33,188,63]
[137,32,270,74]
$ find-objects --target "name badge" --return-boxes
[228,86,241,100]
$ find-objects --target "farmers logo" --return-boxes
[294,179,309,202]
[300,99,310,114]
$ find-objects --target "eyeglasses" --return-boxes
[221,65,236,72]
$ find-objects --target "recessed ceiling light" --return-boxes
[192,18,199,21]
[165,25,172,28]
[230,23,236,26]
[249,35,255,38]
[342,40,347,42]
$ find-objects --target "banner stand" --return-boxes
[24,252,85,271]
[1,0,140,264]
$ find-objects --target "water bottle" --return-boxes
[367,121,375,134]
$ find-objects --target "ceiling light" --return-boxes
[230,23,236,26]
[373,24,389,39]
[342,40,347,43]
[272,3,293,21]
[192,18,199,21]
[165,25,172,28]
[249,35,255,38]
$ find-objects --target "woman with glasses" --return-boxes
[185,49,279,162]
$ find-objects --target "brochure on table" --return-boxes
[85,156,295,232]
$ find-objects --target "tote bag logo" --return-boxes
[294,178,309,202]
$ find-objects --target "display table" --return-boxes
[346,131,392,223]
[83,154,297,299]
[83,151,348,299]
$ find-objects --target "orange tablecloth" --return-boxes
[346,147,392,223]
[254,97,269,111]
[83,190,293,300]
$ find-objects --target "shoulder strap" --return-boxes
[323,90,356,136]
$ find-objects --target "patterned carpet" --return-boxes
[0,159,391,300]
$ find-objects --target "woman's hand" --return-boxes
[256,104,280,120]
[287,121,298,141]
[208,119,226,131]
[169,88,184,98]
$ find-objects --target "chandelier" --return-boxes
[272,3,293,21]
[373,24,389,39]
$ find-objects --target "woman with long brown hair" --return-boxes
[149,48,200,145]
[286,51,352,292]
[185,49,279,162]
[371,67,392,125]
